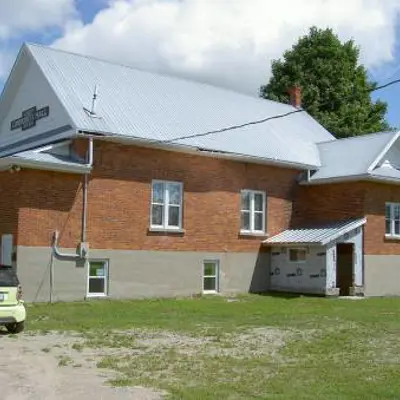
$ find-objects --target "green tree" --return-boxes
[260,26,390,138]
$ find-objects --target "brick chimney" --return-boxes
[288,85,302,108]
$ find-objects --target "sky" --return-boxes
[1,0,400,128]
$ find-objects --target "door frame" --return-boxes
[336,242,354,296]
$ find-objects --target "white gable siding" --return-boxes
[0,50,75,157]
[378,138,400,170]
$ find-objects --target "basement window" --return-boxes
[151,180,183,230]
[385,202,400,237]
[203,260,220,294]
[87,260,109,297]
[288,248,307,263]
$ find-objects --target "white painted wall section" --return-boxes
[269,225,364,295]
[270,246,327,294]
[0,49,74,154]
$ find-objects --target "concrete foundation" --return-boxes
[325,287,340,296]
[16,246,270,302]
[349,286,365,296]
[364,255,400,296]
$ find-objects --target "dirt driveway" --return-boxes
[0,330,163,400]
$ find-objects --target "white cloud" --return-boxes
[0,0,76,40]
[39,0,400,94]
[0,0,77,80]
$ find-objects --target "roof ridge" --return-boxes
[25,42,296,111]
[317,130,398,145]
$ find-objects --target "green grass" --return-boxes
[25,295,400,399]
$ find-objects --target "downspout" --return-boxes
[81,137,93,243]
[51,137,93,261]
[52,230,82,261]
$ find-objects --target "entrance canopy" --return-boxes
[263,218,366,246]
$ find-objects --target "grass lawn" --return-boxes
[26,294,400,399]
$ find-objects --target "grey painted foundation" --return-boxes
[16,246,270,302]
[364,255,400,296]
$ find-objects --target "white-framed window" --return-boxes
[203,260,220,293]
[151,180,183,230]
[288,248,307,263]
[385,202,400,237]
[240,190,266,233]
[87,260,109,297]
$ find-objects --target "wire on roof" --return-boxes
[161,109,304,144]
[154,77,400,146]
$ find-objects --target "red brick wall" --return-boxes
[291,182,366,227]
[13,140,300,252]
[0,171,21,243]
[292,181,400,255]
[9,139,400,256]
[17,170,83,248]
[363,182,400,255]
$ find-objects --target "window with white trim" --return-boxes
[240,190,266,233]
[385,202,400,237]
[151,180,183,230]
[289,248,307,263]
[87,260,108,297]
[203,260,219,293]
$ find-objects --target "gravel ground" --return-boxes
[0,330,163,400]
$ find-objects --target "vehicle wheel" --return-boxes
[5,321,24,334]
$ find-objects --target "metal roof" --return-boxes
[0,148,90,174]
[307,131,399,183]
[25,43,335,169]
[263,218,366,246]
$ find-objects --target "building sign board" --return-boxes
[10,106,50,131]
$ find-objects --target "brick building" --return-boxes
[0,43,399,301]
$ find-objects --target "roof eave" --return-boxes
[319,217,367,245]
[304,172,400,186]
[264,241,323,247]
[0,157,91,174]
[77,130,320,171]
[301,173,369,185]
[368,174,400,185]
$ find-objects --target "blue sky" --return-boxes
[369,22,400,129]
[1,0,400,129]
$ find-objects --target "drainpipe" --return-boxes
[51,137,93,261]
[52,230,83,261]
[81,137,93,243]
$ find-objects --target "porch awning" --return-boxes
[263,217,366,246]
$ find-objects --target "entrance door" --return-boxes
[336,243,354,296]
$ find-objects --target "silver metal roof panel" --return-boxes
[26,43,335,169]
[308,131,399,182]
[264,218,366,246]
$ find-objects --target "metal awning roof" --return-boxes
[263,218,366,246]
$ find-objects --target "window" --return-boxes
[386,203,400,237]
[289,248,307,263]
[151,180,183,230]
[240,190,266,233]
[203,260,219,293]
[87,260,108,297]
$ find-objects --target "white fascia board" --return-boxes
[301,173,370,185]
[1,157,90,174]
